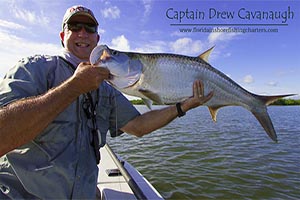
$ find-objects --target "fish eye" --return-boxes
[111,50,118,56]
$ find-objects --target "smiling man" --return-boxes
[60,6,100,60]
[0,5,212,199]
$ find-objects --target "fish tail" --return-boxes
[251,107,278,142]
[257,94,296,106]
[251,94,295,142]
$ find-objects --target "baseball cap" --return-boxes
[62,5,98,30]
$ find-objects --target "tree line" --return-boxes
[130,98,300,106]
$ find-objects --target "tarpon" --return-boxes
[90,45,294,142]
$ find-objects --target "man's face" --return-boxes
[60,15,99,60]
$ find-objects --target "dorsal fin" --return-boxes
[198,46,215,62]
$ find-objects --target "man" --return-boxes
[0,5,213,199]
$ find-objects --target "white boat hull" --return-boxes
[97,144,164,200]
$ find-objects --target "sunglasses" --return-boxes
[66,22,97,33]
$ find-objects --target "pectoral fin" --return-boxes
[142,98,153,110]
[139,89,163,105]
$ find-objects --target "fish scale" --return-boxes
[140,54,242,106]
[142,56,194,102]
[90,45,295,142]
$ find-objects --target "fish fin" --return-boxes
[251,93,296,142]
[142,98,153,110]
[251,107,278,142]
[198,46,215,62]
[208,106,222,122]
[257,94,296,106]
[139,89,163,104]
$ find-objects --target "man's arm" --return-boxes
[121,80,213,137]
[0,63,109,157]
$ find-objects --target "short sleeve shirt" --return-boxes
[0,55,140,199]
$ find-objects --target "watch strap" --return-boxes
[176,102,186,117]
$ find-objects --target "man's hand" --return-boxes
[70,62,110,94]
[181,80,213,111]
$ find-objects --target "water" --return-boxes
[107,106,300,199]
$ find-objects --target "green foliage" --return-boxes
[271,98,300,106]
[130,99,145,105]
[130,99,159,105]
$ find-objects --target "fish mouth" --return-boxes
[90,45,143,88]
[90,45,109,66]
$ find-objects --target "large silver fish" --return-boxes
[90,45,294,142]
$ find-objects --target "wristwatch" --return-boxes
[176,102,186,117]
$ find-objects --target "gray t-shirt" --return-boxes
[0,55,140,199]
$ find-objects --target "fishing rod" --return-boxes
[105,144,148,200]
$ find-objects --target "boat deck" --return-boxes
[97,144,164,200]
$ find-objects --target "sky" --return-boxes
[0,0,299,99]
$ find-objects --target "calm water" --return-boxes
[107,106,300,199]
